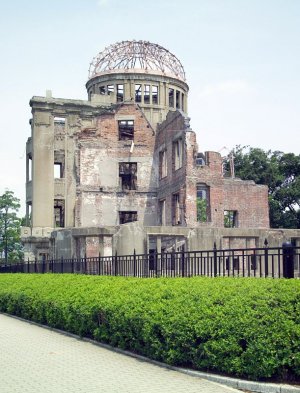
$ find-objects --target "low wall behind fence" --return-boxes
[1,245,299,279]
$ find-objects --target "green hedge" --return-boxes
[0,274,300,381]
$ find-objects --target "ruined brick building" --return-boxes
[22,40,300,260]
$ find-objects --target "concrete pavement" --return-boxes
[0,313,240,393]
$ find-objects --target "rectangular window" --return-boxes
[107,85,114,95]
[159,150,167,179]
[224,210,238,228]
[54,163,63,178]
[176,90,180,109]
[27,154,32,182]
[173,139,183,170]
[196,153,206,166]
[152,85,158,104]
[169,88,174,107]
[181,93,184,111]
[159,199,166,226]
[135,84,142,102]
[172,193,181,225]
[197,183,210,222]
[117,84,124,102]
[119,211,137,224]
[119,162,137,190]
[118,120,134,140]
[99,86,106,95]
[54,199,65,228]
[144,85,150,104]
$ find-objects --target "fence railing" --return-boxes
[1,245,299,278]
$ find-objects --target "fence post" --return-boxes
[213,242,217,277]
[84,253,87,274]
[115,251,118,276]
[98,252,101,275]
[27,258,30,273]
[133,249,136,277]
[42,255,46,274]
[181,250,185,277]
[264,238,269,277]
[60,256,64,273]
[34,257,37,273]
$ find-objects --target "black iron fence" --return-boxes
[1,245,299,278]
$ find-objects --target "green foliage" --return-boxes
[225,146,300,228]
[1,274,300,381]
[196,198,207,222]
[0,190,23,263]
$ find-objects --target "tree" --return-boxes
[0,190,23,263]
[225,146,300,229]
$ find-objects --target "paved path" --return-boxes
[0,313,241,393]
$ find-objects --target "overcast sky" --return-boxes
[0,0,299,215]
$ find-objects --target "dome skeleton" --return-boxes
[88,40,186,81]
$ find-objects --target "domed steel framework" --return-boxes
[88,40,186,81]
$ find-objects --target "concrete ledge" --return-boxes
[3,313,300,393]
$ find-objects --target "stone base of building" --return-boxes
[21,224,300,261]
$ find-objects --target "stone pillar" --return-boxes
[31,111,54,227]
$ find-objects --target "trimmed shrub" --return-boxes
[0,274,300,381]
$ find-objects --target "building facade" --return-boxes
[21,40,299,260]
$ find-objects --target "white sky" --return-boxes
[0,0,299,215]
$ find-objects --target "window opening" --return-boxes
[176,90,180,109]
[27,154,32,182]
[159,150,167,179]
[135,84,142,102]
[144,85,150,104]
[152,85,158,104]
[117,84,124,102]
[159,199,166,226]
[54,163,63,179]
[54,200,65,228]
[224,210,238,228]
[197,183,210,222]
[172,193,181,225]
[181,93,185,111]
[99,86,106,95]
[169,88,174,107]
[118,120,134,140]
[107,85,114,95]
[196,153,206,166]
[173,139,183,170]
[119,211,137,224]
[119,162,137,190]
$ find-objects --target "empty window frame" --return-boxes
[176,90,180,109]
[159,199,166,226]
[54,152,64,178]
[172,193,181,225]
[169,88,174,107]
[224,210,238,228]
[119,211,137,224]
[135,84,142,102]
[118,120,134,140]
[196,183,210,222]
[181,93,185,112]
[27,154,32,182]
[54,163,63,178]
[119,162,137,190]
[107,85,114,95]
[196,153,206,166]
[116,84,124,102]
[99,86,106,95]
[159,149,167,179]
[144,85,150,104]
[54,199,65,228]
[152,85,158,104]
[173,139,183,171]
